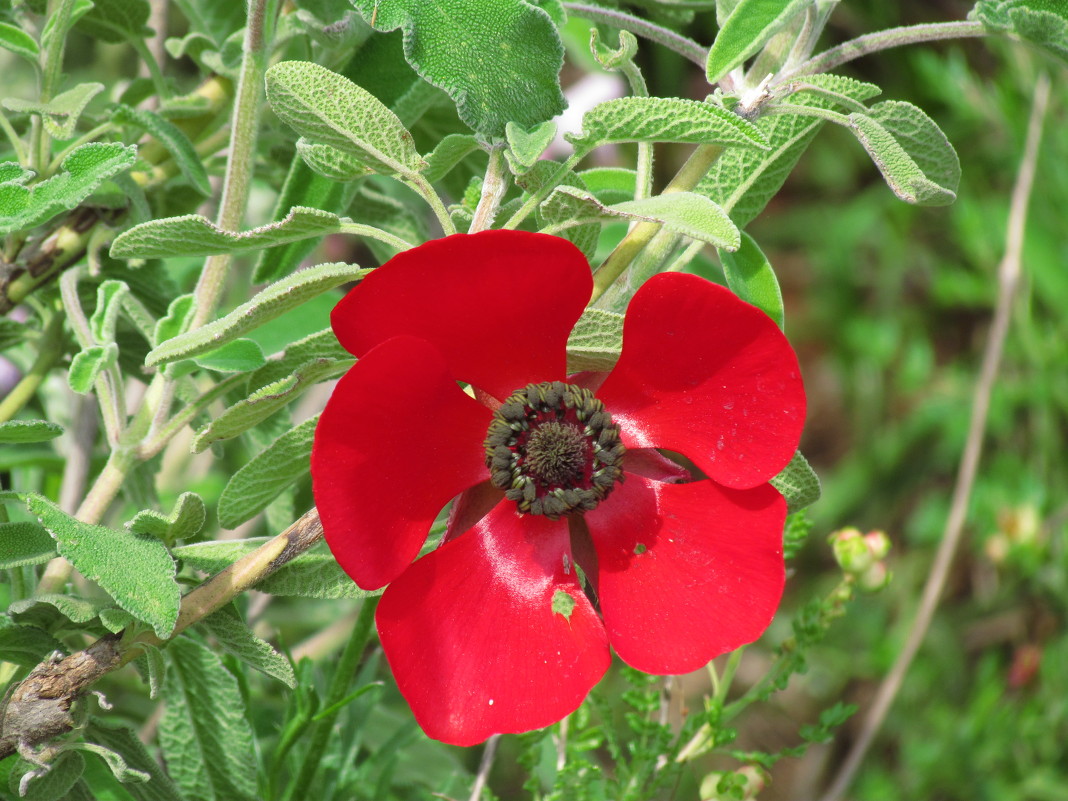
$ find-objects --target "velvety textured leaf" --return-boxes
[62,743,150,785]
[348,0,566,137]
[85,720,184,801]
[200,605,297,686]
[192,338,267,373]
[423,133,480,183]
[218,416,317,528]
[143,263,368,366]
[542,185,740,249]
[706,0,810,83]
[175,539,376,599]
[295,137,373,181]
[3,82,105,139]
[0,419,64,443]
[770,450,821,512]
[75,0,152,43]
[506,120,557,169]
[0,142,137,236]
[89,280,129,344]
[972,0,1068,61]
[0,22,40,63]
[10,750,84,801]
[849,101,959,205]
[100,608,136,634]
[719,231,784,328]
[0,521,56,568]
[9,593,104,625]
[566,96,770,154]
[265,60,425,176]
[0,615,62,666]
[579,167,637,204]
[191,358,351,452]
[154,295,196,347]
[68,343,117,393]
[111,205,348,260]
[112,104,212,194]
[700,74,881,226]
[159,637,258,801]
[26,495,181,637]
[567,308,623,372]
[126,491,206,544]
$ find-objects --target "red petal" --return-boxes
[377,503,610,746]
[585,473,786,674]
[331,231,592,401]
[596,273,805,489]
[312,336,492,590]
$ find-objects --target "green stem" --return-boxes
[128,35,169,100]
[186,0,277,332]
[0,312,65,423]
[337,222,414,252]
[618,60,654,201]
[0,107,28,166]
[468,146,507,233]
[137,370,254,458]
[408,173,457,235]
[562,2,707,67]
[791,20,988,79]
[283,594,381,801]
[590,144,724,305]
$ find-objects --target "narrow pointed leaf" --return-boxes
[143,263,368,367]
[111,206,349,260]
[567,96,770,154]
[0,22,40,63]
[423,133,480,183]
[85,719,185,801]
[719,231,784,328]
[265,60,425,177]
[295,138,373,181]
[0,419,63,443]
[200,606,297,687]
[112,104,212,194]
[707,0,810,83]
[218,416,317,528]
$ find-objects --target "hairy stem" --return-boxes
[792,21,987,79]
[0,312,64,423]
[469,147,508,233]
[819,73,1050,801]
[563,2,707,67]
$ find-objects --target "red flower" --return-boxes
[312,230,805,746]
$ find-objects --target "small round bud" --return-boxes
[829,527,874,574]
[857,561,891,593]
[863,529,891,561]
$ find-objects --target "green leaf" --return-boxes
[706,0,809,83]
[247,326,348,387]
[126,491,207,544]
[265,60,425,177]
[111,205,349,260]
[68,343,117,393]
[9,593,105,626]
[769,450,821,513]
[112,104,212,195]
[423,133,480,183]
[75,0,153,43]
[192,338,267,373]
[61,743,150,785]
[0,21,40,63]
[566,96,770,154]
[590,27,639,71]
[0,317,30,351]
[144,262,367,367]
[719,231,784,328]
[295,137,374,181]
[700,74,882,227]
[0,521,56,568]
[505,120,557,170]
[154,294,196,347]
[11,750,85,801]
[849,101,959,205]
[579,167,638,204]
[159,637,258,801]
[26,495,181,638]
[566,307,623,372]
[0,419,64,443]
[218,416,317,528]
[85,719,185,801]
[200,605,297,687]
[3,82,105,139]
[99,607,135,633]
[0,142,137,236]
[191,357,353,452]
[349,0,566,137]
[0,615,62,666]
[972,0,1068,61]
[542,186,740,250]
[89,279,129,344]
[175,539,376,599]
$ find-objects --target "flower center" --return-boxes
[484,381,625,519]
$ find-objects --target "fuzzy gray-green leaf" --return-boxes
[566,308,624,372]
[159,637,258,801]
[0,22,40,63]
[0,522,56,568]
[200,605,296,687]
[567,96,769,154]
[144,263,368,367]
[265,60,425,177]
[111,205,349,260]
[770,450,821,512]
[0,419,64,443]
[84,719,184,801]
[719,231,784,328]
[112,104,212,195]
[218,416,317,528]
[26,495,181,638]
[3,82,104,139]
[706,0,810,83]
[126,492,206,544]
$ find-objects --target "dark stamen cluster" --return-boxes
[484,381,625,519]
